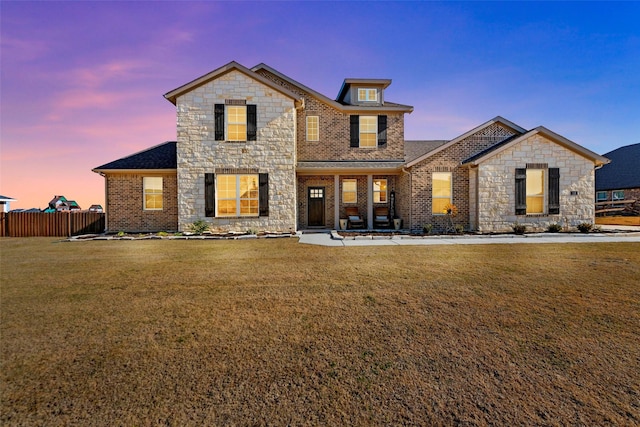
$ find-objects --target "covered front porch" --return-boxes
[296,161,409,231]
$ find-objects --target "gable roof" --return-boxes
[405,116,527,168]
[251,63,413,113]
[163,61,302,106]
[595,143,640,191]
[0,195,16,202]
[93,141,177,172]
[462,126,610,167]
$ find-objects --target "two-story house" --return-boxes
[93,61,609,234]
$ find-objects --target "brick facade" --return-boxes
[256,69,405,162]
[407,123,518,232]
[104,172,178,232]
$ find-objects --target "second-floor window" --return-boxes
[306,116,319,141]
[359,116,377,148]
[214,103,257,142]
[227,106,247,141]
[350,115,387,148]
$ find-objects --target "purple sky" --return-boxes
[2,1,639,210]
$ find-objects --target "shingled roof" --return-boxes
[93,142,177,171]
[596,143,640,191]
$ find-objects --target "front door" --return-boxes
[308,187,325,227]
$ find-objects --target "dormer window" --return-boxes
[358,88,378,102]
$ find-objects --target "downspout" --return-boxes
[94,171,108,233]
[401,166,412,231]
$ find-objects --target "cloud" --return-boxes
[0,36,51,62]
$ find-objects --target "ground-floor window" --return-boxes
[432,172,452,214]
[343,179,357,203]
[526,169,545,214]
[612,190,625,207]
[143,177,163,210]
[205,173,268,218]
[216,174,259,217]
[515,166,559,215]
[373,179,387,203]
[612,190,624,201]
[596,191,607,202]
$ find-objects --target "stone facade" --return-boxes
[104,172,178,232]
[474,133,596,232]
[175,70,297,232]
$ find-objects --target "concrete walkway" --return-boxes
[298,229,640,247]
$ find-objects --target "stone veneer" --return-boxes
[474,133,596,232]
[175,70,297,232]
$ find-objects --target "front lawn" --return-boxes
[1,238,639,425]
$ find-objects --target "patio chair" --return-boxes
[346,207,365,229]
[373,207,391,229]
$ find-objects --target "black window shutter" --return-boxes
[247,105,257,141]
[205,173,215,217]
[350,115,359,147]
[515,168,526,215]
[214,104,225,141]
[548,168,560,214]
[258,173,269,216]
[259,173,269,217]
[377,115,387,146]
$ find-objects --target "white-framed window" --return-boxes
[216,174,259,217]
[526,169,545,214]
[306,116,319,141]
[358,88,377,102]
[143,177,163,210]
[342,179,357,204]
[359,116,377,148]
[227,105,247,142]
[373,179,387,203]
[596,191,607,202]
[432,172,452,214]
[612,190,624,207]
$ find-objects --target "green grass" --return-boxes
[1,238,639,425]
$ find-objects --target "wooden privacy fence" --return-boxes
[0,212,105,237]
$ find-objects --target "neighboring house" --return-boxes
[93,61,609,233]
[595,143,640,212]
[0,195,16,213]
[48,195,67,210]
[45,196,81,212]
[88,204,104,213]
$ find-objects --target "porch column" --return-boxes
[367,174,373,229]
[334,175,340,229]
